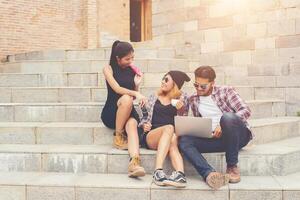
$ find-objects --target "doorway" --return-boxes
[130,0,152,42]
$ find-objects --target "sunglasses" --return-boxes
[193,82,210,90]
[162,77,169,83]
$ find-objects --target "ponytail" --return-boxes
[109,40,121,67]
[109,40,134,68]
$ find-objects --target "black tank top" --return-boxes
[151,99,177,129]
[105,65,135,103]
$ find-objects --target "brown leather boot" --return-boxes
[226,166,241,183]
[128,156,146,177]
[206,172,229,190]
[113,130,128,150]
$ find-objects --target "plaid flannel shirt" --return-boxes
[183,86,253,138]
[138,93,189,128]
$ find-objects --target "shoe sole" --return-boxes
[128,170,146,178]
[164,180,187,188]
[207,173,230,190]
[153,179,168,186]
[113,144,128,150]
[229,177,241,184]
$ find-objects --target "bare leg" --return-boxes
[116,95,133,133]
[146,125,174,169]
[169,135,184,172]
[125,118,140,157]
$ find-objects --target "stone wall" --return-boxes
[151,0,300,115]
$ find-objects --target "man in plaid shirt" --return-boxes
[179,66,252,189]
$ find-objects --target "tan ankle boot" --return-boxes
[128,156,146,177]
[113,130,128,150]
[226,166,241,183]
[206,172,229,190]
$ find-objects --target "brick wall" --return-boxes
[0,0,88,60]
[98,0,130,47]
[0,0,130,60]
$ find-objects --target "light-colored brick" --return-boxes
[268,19,296,36]
[209,2,233,17]
[224,39,255,52]
[230,190,282,200]
[248,64,281,76]
[279,47,300,63]
[252,49,278,64]
[199,16,233,30]
[42,153,107,173]
[280,0,300,8]
[233,51,252,65]
[255,37,276,49]
[0,106,14,122]
[36,127,93,145]
[59,88,91,102]
[297,18,300,34]
[276,34,300,48]
[249,0,280,11]
[201,42,223,53]
[27,186,74,200]
[12,89,59,103]
[184,0,201,8]
[204,29,223,42]
[0,88,11,103]
[283,191,300,200]
[184,20,198,31]
[247,23,267,37]
[76,188,150,200]
[14,106,66,122]
[0,186,25,200]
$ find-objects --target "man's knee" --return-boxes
[220,113,240,126]
[178,136,194,151]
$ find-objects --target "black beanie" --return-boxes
[167,70,191,89]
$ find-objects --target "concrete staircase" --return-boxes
[0,48,299,200]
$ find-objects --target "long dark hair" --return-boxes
[109,40,134,68]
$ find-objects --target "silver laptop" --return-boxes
[175,116,213,138]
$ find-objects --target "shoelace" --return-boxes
[132,157,140,166]
[169,171,178,180]
[155,170,166,179]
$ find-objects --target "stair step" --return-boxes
[1,171,299,200]
[5,48,177,62]
[0,137,299,176]
[0,86,287,103]
[0,72,297,88]
[0,100,286,122]
[0,117,298,145]
[0,86,268,103]
[2,59,197,73]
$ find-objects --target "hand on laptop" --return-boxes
[143,122,152,132]
[213,125,222,138]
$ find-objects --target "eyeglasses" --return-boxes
[193,82,210,90]
[162,77,169,83]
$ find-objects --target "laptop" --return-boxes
[174,116,213,138]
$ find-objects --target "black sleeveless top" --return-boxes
[151,99,177,129]
[101,65,139,129]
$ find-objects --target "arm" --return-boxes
[103,65,139,97]
[138,94,156,127]
[134,74,142,91]
[177,93,190,116]
[227,87,251,122]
